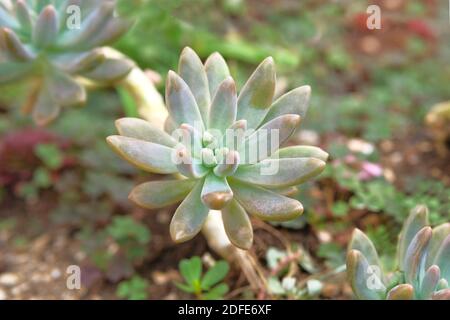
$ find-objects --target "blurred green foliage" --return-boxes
[117,275,150,300]
[175,256,230,300]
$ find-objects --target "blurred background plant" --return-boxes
[175,256,230,300]
[0,0,449,299]
[347,205,450,300]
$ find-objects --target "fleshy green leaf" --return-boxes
[174,147,209,179]
[0,61,33,84]
[47,70,86,106]
[346,250,384,300]
[164,116,177,133]
[437,279,449,291]
[177,123,203,157]
[179,47,210,125]
[426,223,450,268]
[268,186,298,196]
[165,70,204,129]
[115,117,177,147]
[398,205,429,271]
[208,77,237,133]
[420,265,440,299]
[271,146,329,162]
[431,289,450,300]
[433,235,450,281]
[16,1,32,31]
[230,179,303,221]
[0,5,18,29]
[32,86,60,126]
[2,27,33,61]
[237,57,276,130]
[201,148,217,168]
[204,52,230,99]
[170,181,209,243]
[222,199,253,250]
[239,114,301,164]
[201,174,233,210]
[386,284,414,300]
[348,229,383,275]
[83,58,133,83]
[201,261,229,290]
[83,19,131,48]
[129,179,196,209]
[106,135,178,174]
[222,119,247,151]
[57,1,114,47]
[33,5,59,48]
[56,50,106,74]
[213,150,240,177]
[233,157,325,188]
[263,86,311,123]
[404,227,432,285]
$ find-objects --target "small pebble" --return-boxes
[347,139,374,155]
[0,288,7,300]
[51,268,62,279]
[383,168,396,183]
[0,273,19,287]
[317,230,332,243]
[11,283,29,296]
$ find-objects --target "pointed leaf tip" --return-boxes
[398,205,429,271]
[178,47,210,124]
[33,5,59,48]
[166,70,204,129]
[201,174,233,210]
[222,200,253,250]
[346,250,384,300]
[237,56,276,129]
[208,76,237,132]
[170,182,209,243]
[404,226,432,284]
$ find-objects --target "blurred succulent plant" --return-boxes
[107,47,328,250]
[347,205,450,300]
[0,0,133,125]
[426,101,450,157]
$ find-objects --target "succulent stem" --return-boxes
[97,47,168,130]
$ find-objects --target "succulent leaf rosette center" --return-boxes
[107,47,328,250]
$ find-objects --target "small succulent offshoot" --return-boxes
[347,205,450,300]
[0,0,133,125]
[107,47,328,250]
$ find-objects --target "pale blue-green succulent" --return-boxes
[347,205,450,300]
[107,48,328,250]
[0,0,133,125]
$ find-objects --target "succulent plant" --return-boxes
[347,205,450,300]
[107,47,328,250]
[0,0,133,125]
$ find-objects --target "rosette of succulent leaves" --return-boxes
[0,0,133,125]
[107,47,328,250]
[347,205,450,300]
